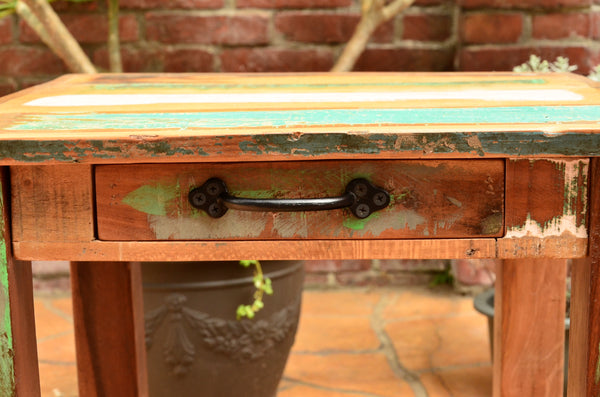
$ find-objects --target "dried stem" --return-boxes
[17,0,96,73]
[107,0,122,73]
[331,0,415,72]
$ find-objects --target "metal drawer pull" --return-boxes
[189,178,390,219]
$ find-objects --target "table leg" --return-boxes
[493,258,567,397]
[567,157,600,397]
[71,261,148,397]
[0,167,40,396]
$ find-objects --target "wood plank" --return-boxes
[12,237,588,262]
[493,258,567,397]
[567,157,600,397]
[0,167,41,396]
[11,165,94,243]
[504,158,588,240]
[95,160,505,241]
[70,261,148,397]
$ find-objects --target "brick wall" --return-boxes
[1,0,598,93]
[3,0,598,287]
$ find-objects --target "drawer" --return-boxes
[95,160,504,241]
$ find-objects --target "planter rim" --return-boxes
[143,261,303,291]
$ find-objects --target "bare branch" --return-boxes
[18,0,96,73]
[107,0,122,73]
[332,0,415,72]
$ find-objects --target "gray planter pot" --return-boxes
[474,289,569,395]
[143,261,304,397]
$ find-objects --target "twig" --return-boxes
[107,0,122,72]
[331,0,415,72]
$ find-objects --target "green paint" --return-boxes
[0,180,15,394]
[89,78,548,92]
[123,183,178,216]
[343,216,369,230]
[596,343,600,385]
[10,106,600,131]
[481,213,503,235]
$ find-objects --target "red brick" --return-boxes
[0,18,12,45]
[163,49,214,72]
[20,14,138,44]
[238,0,351,8]
[403,14,452,42]
[275,12,392,44]
[93,47,160,72]
[51,0,98,12]
[0,47,66,76]
[459,46,592,73]
[146,14,269,45]
[459,0,591,9]
[460,13,523,44]
[594,13,600,39]
[414,0,448,4]
[220,48,334,72]
[354,47,454,71]
[533,13,591,39]
[379,260,446,271]
[120,0,222,9]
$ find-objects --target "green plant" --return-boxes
[513,55,578,73]
[236,260,274,320]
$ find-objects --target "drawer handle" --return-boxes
[189,178,390,219]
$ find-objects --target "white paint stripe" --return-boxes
[24,89,583,107]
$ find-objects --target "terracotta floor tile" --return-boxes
[37,332,77,363]
[301,290,381,317]
[293,316,380,352]
[422,366,492,397]
[283,353,415,397]
[383,288,474,320]
[38,362,78,397]
[278,384,368,396]
[34,299,73,341]
[386,314,490,371]
[48,297,74,320]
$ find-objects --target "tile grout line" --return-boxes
[280,376,388,397]
[370,293,429,397]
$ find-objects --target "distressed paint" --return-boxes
[0,178,14,395]
[506,160,589,238]
[9,106,600,131]
[0,131,599,165]
[87,78,549,92]
[24,89,582,107]
[123,183,179,216]
[596,343,600,385]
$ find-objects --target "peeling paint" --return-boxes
[596,343,600,385]
[506,159,588,238]
[147,212,268,239]
[0,181,14,395]
[123,183,178,216]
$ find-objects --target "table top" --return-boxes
[1,72,599,164]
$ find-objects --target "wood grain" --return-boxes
[567,157,600,397]
[0,168,40,396]
[0,74,598,164]
[95,160,505,241]
[493,259,567,397]
[12,237,588,262]
[70,261,148,397]
[11,165,94,243]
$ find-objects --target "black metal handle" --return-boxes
[189,178,390,219]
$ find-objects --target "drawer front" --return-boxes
[95,160,504,241]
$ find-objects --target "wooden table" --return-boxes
[0,72,599,397]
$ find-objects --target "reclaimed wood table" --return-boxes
[0,72,599,397]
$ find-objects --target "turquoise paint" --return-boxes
[90,78,548,92]
[0,180,14,394]
[9,106,600,131]
[123,183,178,216]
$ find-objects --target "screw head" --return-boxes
[355,203,371,219]
[189,190,206,207]
[206,182,222,196]
[353,183,368,198]
[208,203,226,218]
[373,192,388,207]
